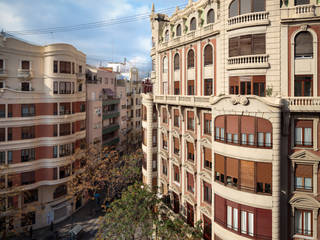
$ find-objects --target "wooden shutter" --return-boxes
[204,45,213,65]
[253,34,266,55]
[296,165,313,178]
[215,154,225,174]
[295,31,313,57]
[174,137,179,148]
[240,160,254,190]
[257,118,272,133]
[226,115,239,134]
[204,113,211,121]
[240,35,252,56]
[174,109,179,117]
[241,116,255,133]
[295,120,313,128]
[226,157,238,178]
[187,111,194,118]
[174,81,180,90]
[229,37,239,57]
[256,162,272,183]
[215,116,225,128]
[188,50,195,68]
[187,142,194,154]
[204,148,212,162]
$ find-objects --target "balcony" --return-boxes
[103,111,120,120]
[227,12,270,31]
[102,124,120,135]
[0,69,8,78]
[154,95,210,108]
[76,72,85,79]
[103,137,120,147]
[227,54,269,70]
[102,99,120,106]
[284,97,320,112]
[281,4,320,21]
[17,69,33,80]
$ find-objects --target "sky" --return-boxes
[0,0,189,76]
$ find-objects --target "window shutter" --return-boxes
[187,111,194,118]
[204,113,211,121]
[295,120,313,128]
[204,148,212,162]
[253,34,266,55]
[188,142,194,154]
[241,116,255,133]
[226,157,238,178]
[204,45,213,66]
[215,154,225,174]
[174,81,180,90]
[296,165,313,178]
[188,80,195,87]
[257,118,272,133]
[226,115,239,134]
[174,137,179,148]
[229,37,240,57]
[174,109,179,117]
[188,50,195,68]
[215,116,225,128]
[240,35,252,56]
[256,162,272,183]
[240,160,254,190]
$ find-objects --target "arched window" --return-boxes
[190,17,197,31]
[204,45,213,66]
[53,185,67,199]
[229,0,265,18]
[176,24,182,37]
[174,53,180,71]
[187,50,195,69]
[207,9,215,24]
[295,31,313,58]
[165,30,169,42]
[163,56,168,73]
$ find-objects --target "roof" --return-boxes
[99,67,113,73]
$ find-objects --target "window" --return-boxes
[174,81,180,95]
[229,76,265,96]
[21,82,30,91]
[53,146,58,158]
[59,61,71,74]
[227,206,239,231]
[21,104,35,117]
[207,9,215,24]
[295,120,313,147]
[59,144,72,157]
[21,171,35,185]
[21,212,35,227]
[21,60,30,70]
[21,126,35,139]
[21,149,35,162]
[204,79,213,96]
[256,162,272,194]
[174,110,180,127]
[295,0,310,5]
[229,34,266,57]
[295,75,313,97]
[78,83,83,92]
[162,133,168,150]
[204,45,213,66]
[187,111,195,131]
[188,80,195,95]
[165,30,169,42]
[0,59,3,70]
[162,108,167,124]
[295,209,312,236]
[60,123,71,136]
[176,24,181,37]
[59,103,71,115]
[295,31,313,58]
[53,81,58,94]
[229,0,265,18]
[204,147,212,170]
[59,82,73,94]
[79,65,82,73]
[203,181,212,204]
[295,165,313,191]
[203,215,212,240]
[0,152,5,165]
[173,137,180,155]
[0,82,3,89]
[187,50,195,69]
[0,128,4,142]
[7,151,12,164]
[23,189,38,204]
[174,53,180,70]
[162,158,168,176]
[241,211,254,236]
[187,142,194,161]
[59,165,71,178]
[173,165,180,183]
[163,56,168,73]
[54,185,67,199]
[53,61,58,73]
[190,17,196,31]
[80,103,86,112]
[152,129,157,147]
[204,113,212,135]
[152,154,157,172]
[7,128,12,140]
[187,172,194,193]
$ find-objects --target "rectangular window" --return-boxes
[21,104,35,117]
[174,165,180,183]
[229,76,266,96]
[0,128,4,142]
[21,61,30,70]
[7,151,12,164]
[21,82,30,91]
[0,105,5,118]
[204,113,212,135]
[60,123,71,136]
[187,111,195,131]
[53,146,58,158]
[53,82,58,94]
[23,189,38,204]
[162,108,167,123]
[0,59,3,69]
[0,152,5,165]
[215,154,225,184]
[204,79,213,96]
[295,120,313,147]
[174,81,180,95]
[173,137,180,155]
[187,142,194,161]
[53,61,58,73]
[203,182,212,204]
[60,61,71,74]
[187,172,194,193]
[295,75,313,97]
[21,126,35,139]
[59,144,72,157]
[295,210,312,236]
[227,206,232,229]
[204,147,212,170]
[21,149,35,162]
[188,80,195,95]
[295,164,313,191]
[174,110,180,127]
[162,159,167,176]
[21,171,35,185]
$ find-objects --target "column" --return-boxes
[145,96,154,187]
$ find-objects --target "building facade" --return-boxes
[142,0,320,239]
[0,34,87,233]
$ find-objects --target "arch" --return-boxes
[207,9,215,24]
[204,44,213,66]
[295,31,313,58]
[187,49,195,69]
[229,0,265,18]
[176,24,182,37]
[174,53,180,70]
[53,184,67,199]
[190,17,197,31]
[165,30,169,42]
[163,56,168,73]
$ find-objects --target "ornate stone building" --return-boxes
[0,34,86,232]
[142,0,320,239]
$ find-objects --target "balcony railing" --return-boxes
[103,111,120,120]
[102,124,120,135]
[228,11,269,30]
[17,69,33,79]
[284,97,320,111]
[227,54,269,70]
[0,69,8,78]
[154,95,210,107]
[281,4,320,20]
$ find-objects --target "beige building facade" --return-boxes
[142,0,320,239]
[0,34,87,233]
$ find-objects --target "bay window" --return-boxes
[295,209,312,236]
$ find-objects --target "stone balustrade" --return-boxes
[227,54,269,70]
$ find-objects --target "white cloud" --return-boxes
[0,2,24,31]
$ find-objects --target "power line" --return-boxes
[6,2,187,36]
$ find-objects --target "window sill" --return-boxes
[293,234,314,240]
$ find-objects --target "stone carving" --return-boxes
[231,95,249,106]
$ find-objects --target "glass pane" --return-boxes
[233,134,238,144]
[241,211,247,234]
[240,0,251,15]
[304,128,312,146]
[247,82,251,95]
[240,82,246,95]
[227,133,232,143]
[304,212,311,235]
[233,208,238,231]
[295,0,310,6]
[248,134,254,145]
[295,128,302,145]
[221,128,225,141]
[227,206,232,228]
[258,132,264,146]
[253,0,265,12]
[305,178,312,190]
[241,133,247,144]
[229,0,239,17]
[248,213,254,236]
[295,211,302,234]
[216,127,220,139]
[295,177,303,188]
[304,80,312,96]
[265,133,271,147]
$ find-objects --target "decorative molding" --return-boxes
[199,137,212,147]
[289,194,320,209]
[231,95,249,106]
[160,150,169,159]
[172,129,181,138]
[184,132,196,144]
[199,170,212,182]
[290,150,320,163]
[200,205,211,217]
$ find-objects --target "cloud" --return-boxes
[0,2,24,31]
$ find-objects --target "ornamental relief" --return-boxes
[183,161,196,173]
[184,194,195,205]
[200,205,211,217]
[199,171,212,183]
[184,132,196,144]
[160,126,168,135]
[160,150,169,159]
[170,156,180,165]
[172,129,181,138]
[200,137,212,148]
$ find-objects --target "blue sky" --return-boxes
[0,0,188,74]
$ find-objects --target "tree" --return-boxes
[96,182,203,240]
